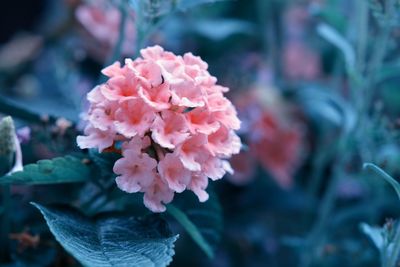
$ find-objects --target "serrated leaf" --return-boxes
[0,156,92,185]
[363,163,400,201]
[167,189,222,259]
[32,203,178,267]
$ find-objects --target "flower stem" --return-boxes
[388,227,400,267]
[0,95,57,125]
[98,0,129,83]
[0,184,10,261]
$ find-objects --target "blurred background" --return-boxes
[0,0,400,266]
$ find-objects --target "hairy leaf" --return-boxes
[32,203,178,267]
[0,155,92,184]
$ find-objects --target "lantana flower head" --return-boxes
[77,45,241,212]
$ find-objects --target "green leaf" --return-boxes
[177,0,230,11]
[317,23,355,73]
[360,223,384,250]
[88,150,121,179]
[32,203,178,267]
[0,155,92,185]
[360,220,400,267]
[295,86,356,133]
[167,189,222,259]
[363,163,400,201]
[191,19,256,41]
[167,204,213,258]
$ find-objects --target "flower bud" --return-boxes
[0,116,16,158]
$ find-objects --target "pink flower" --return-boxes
[250,112,302,188]
[229,88,304,188]
[185,107,220,134]
[138,82,171,111]
[170,80,205,107]
[175,134,209,172]
[188,173,209,202]
[207,125,241,157]
[151,111,189,149]
[114,148,157,193]
[101,72,139,101]
[283,41,321,80]
[77,45,242,212]
[114,99,156,138]
[143,176,175,213]
[158,153,191,192]
[77,126,115,152]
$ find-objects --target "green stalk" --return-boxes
[0,184,10,261]
[98,0,129,83]
[300,173,340,267]
[107,0,129,65]
[0,156,13,262]
[0,96,57,125]
[301,132,348,267]
[388,222,400,267]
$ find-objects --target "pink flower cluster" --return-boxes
[230,88,303,188]
[77,45,241,212]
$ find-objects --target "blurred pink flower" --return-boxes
[75,0,136,59]
[283,41,321,80]
[78,45,242,212]
[230,88,304,188]
[114,146,158,193]
[250,112,302,188]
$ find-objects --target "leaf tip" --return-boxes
[363,162,373,170]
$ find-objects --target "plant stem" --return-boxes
[362,0,394,112]
[355,0,368,75]
[301,131,348,267]
[388,222,400,267]
[0,96,57,124]
[0,184,10,261]
[301,173,340,267]
[98,0,129,83]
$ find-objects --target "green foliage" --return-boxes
[191,19,256,41]
[168,189,222,259]
[364,163,400,201]
[32,203,179,267]
[361,220,400,267]
[88,150,121,179]
[295,86,356,133]
[317,23,355,75]
[0,155,93,185]
[176,0,230,11]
